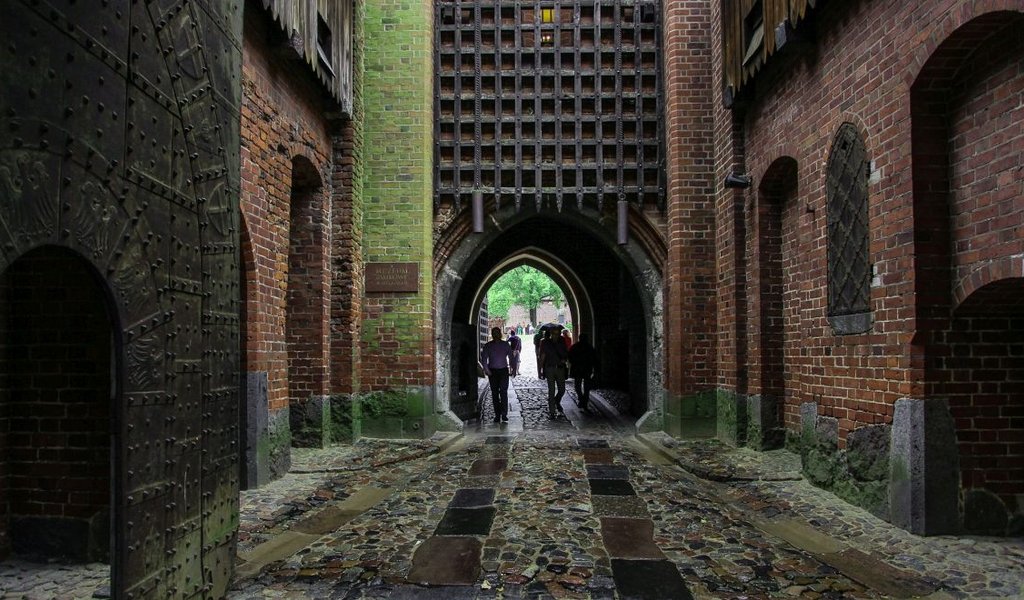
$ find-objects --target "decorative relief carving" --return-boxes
[0,152,57,246]
[71,180,127,262]
[126,333,164,391]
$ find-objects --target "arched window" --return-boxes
[826,123,872,334]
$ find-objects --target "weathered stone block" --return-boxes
[329,393,362,444]
[889,398,960,535]
[717,389,747,446]
[747,394,784,450]
[360,387,436,439]
[245,371,291,488]
[803,414,840,488]
[847,424,890,482]
[290,394,331,448]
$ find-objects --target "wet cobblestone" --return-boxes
[2,373,1022,599]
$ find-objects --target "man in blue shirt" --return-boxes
[480,327,514,423]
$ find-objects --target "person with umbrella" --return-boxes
[538,324,568,419]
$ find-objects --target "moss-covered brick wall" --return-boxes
[360,0,435,437]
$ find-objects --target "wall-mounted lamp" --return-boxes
[472,190,484,233]
[617,199,629,245]
[724,172,752,189]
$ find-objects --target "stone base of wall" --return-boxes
[290,395,332,448]
[329,394,362,444]
[746,394,785,450]
[245,372,292,489]
[360,386,437,439]
[663,390,717,438]
[716,390,747,446]
[890,398,960,535]
[797,402,891,520]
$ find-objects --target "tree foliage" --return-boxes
[486,266,565,320]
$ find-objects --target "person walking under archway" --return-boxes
[480,327,513,423]
[508,328,522,376]
[539,327,568,419]
[568,332,597,413]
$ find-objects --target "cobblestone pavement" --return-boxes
[2,370,1022,598]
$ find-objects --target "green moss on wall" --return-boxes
[716,389,747,446]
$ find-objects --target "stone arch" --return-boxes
[435,206,664,429]
[749,156,799,446]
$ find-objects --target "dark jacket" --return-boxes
[568,340,597,378]
[539,337,567,368]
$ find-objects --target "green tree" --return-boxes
[486,266,565,323]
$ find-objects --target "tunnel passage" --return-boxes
[0,247,115,564]
[442,214,658,424]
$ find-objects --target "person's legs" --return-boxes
[554,366,567,414]
[546,370,557,417]
[495,369,510,420]
[574,375,587,410]
[489,372,502,422]
[582,374,592,408]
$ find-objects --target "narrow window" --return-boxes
[826,123,872,334]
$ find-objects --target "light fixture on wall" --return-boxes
[724,172,752,189]
[472,190,484,233]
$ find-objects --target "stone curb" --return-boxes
[634,433,802,483]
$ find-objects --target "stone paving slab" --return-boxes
[408,536,482,585]
[600,517,665,559]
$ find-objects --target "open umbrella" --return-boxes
[538,322,564,333]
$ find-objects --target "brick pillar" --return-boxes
[661,0,718,436]
[360,0,439,438]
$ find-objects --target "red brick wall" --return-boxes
[710,1,1024,448]
[748,159,807,430]
[0,247,111,552]
[329,116,363,396]
[935,304,1024,504]
[948,23,1024,300]
[663,0,717,398]
[241,8,334,413]
[932,21,1024,502]
[286,159,330,401]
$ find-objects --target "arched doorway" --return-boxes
[436,208,664,429]
[287,155,330,447]
[751,156,799,449]
[0,246,119,581]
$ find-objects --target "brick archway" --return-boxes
[435,207,665,427]
[748,156,799,447]
[910,9,1024,535]
[0,246,118,568]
